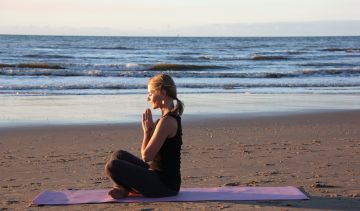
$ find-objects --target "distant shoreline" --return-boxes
[1,33,360,38]
[1,93,360,128]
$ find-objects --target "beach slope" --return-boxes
[1,110,360,210]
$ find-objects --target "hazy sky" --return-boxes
[1,0,360,36]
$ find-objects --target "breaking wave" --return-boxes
[0,63,64,69]
[1,64,359,78]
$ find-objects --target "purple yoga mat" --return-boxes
[31,186,308,206]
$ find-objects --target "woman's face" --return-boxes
[147,84,162,109]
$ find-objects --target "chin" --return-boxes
[150,102,160,109]
[151,104,157,109]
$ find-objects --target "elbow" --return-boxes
[143,156,151,163]
[142,151,154,163]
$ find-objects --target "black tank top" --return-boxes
[150,112,182,191]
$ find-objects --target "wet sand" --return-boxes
[1,110,360,210]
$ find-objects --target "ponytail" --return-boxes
[173,97,184,116]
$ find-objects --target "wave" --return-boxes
[91,46,134,50]
[198,56,212,60]
[2,82,359,92]
[0,84,170,90]
[285,50,305,55]
[77,56,118,60]
[70,63,229,72]
[1,66,359,78]
[0,64,14,68]
[0,62,228,72]
[17,63,64,69]
[180,52,202,55]
[322,48,360,53]
[178,68,360,78]
[251,55,289,61]
[298,68,360,76]
[0,63,64,69]
[174,55,294,62]
[0,69,105,77]
[297,63,357,67]
[173,55,246,62]
[148,63,228,71]
[171,55,214,61]
[24,54,74,59]
[179,83,360,89]
[35,45,134,50]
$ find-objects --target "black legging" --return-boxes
[104,150,178,197]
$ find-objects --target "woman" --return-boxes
[105,73,184,198]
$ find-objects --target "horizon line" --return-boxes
[1,33,360,38]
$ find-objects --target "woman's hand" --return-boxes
[142,108,155,134]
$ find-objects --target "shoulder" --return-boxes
[158,115,178,128]
[157,115,178,138]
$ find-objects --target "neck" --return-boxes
[161,109,171,117]
[161,101,174,116]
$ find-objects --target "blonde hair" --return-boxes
[148,74,184,116]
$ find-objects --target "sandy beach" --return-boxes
[1,110,360,210]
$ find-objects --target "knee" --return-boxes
[104,159,117,175]
[111,149,127,160]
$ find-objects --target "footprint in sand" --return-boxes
[310,181,336,188]
[6,200,19,205]
[224,182,240,186]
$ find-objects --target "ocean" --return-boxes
[0,35,360,126]
[1,35,360,95]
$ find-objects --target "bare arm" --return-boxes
[141,112,177,162]
[141,109,155,158]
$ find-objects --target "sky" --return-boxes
[1,0,360,36]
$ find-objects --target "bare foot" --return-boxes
[108,187,129,199]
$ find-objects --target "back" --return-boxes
[150,112,182,191]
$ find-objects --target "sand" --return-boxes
[1,110,360,210]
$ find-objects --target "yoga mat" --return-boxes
[31,186,308,206]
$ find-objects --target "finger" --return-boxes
[143,110,147,121]
[149,112,153,122]
[146,109,151,119]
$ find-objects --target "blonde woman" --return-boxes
[105,74,184,198]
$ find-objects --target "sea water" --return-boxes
[0,35,359,125]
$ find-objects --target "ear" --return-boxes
[160,89,167,98]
